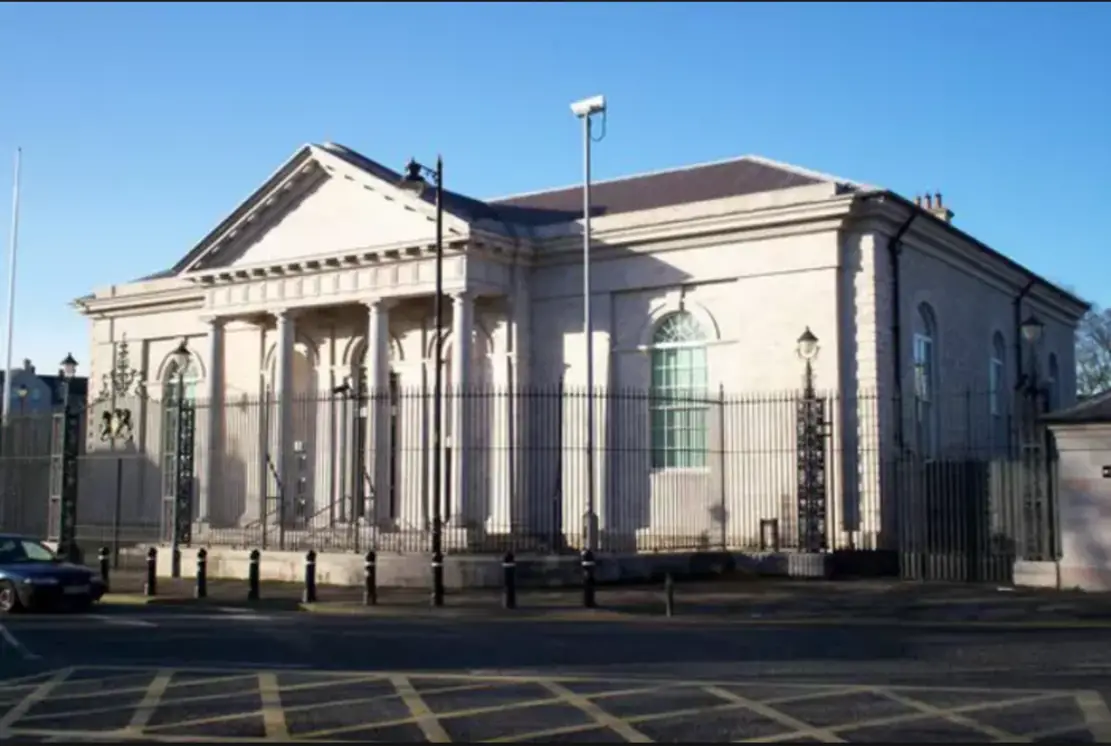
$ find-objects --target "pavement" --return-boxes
[97,570,1111,627]
[2,600,1111,742]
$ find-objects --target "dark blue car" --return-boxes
[0,534,105,613]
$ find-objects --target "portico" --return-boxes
[119,142,532,549]
[209,276,528,534]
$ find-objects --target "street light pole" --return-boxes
[795,327,828,553]
[399,156,445,607]
[571,95,606,552]
[168,339,194,579]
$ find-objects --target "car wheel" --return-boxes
[0,580,23,614]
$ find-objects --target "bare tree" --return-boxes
[1077,304,1111,397]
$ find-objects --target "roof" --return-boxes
[488,154,860,227]
[127,145,857,283]
[0,371,88,406]
[1042,390,1111,426]
[113,142,1082,320]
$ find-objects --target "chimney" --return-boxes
[916,191,954,224]
[22,358,33,374]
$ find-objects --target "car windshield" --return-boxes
[0,538,57,564]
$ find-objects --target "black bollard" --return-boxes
[363,551,377,606]
[431,550,444,607]
[664,572,675,617]
[98,546,111,593]
[247,549,260,601]
[581,550,596,609]
[303,550,317,604]
[143,547,157,597]
[502,551,517,610]
[195,548,208,599]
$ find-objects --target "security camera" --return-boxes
[570,95,606,118]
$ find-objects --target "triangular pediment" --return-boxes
[176,144,471,274]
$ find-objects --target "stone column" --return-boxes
[509,268,532,535]
[364,298,394,527]
[449,291,473,527]
[198,317,224,526]
[273,309,296,525]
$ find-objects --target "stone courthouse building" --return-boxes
[72,142,1086,556]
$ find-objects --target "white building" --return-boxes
[72,142,1088,555]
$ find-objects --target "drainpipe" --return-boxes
[887,210,918,449]
[1014,279,1036,384]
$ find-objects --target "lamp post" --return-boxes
[397,155,446,607]
[1018,313,1049,560]
[795,327,828,553]
[570,94,606,553]
[169,339,195,578]
[49,352,80,562]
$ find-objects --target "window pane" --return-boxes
[648,313,710,468]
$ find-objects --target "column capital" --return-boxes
[363,297,399,312]
[273,307,301,322]
[200,315,226,328]
[451,290,474,303]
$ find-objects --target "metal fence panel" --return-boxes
[0,385,1059,580]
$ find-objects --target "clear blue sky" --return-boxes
[0,2,1107,376]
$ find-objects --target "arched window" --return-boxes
[1047,353,1060,410]
[649,312,709,469]
[161,356,200,503]
[913,303,939,455]
[989,332,1006,418]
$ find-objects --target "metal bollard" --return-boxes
[581,550,596,609]
[664,572,675,617]
[195,548,208,599]
[431,550,444,607]
[363,551,377,606]
[143,547,157,597]
[98,547,111,593]
[303,550,317,604]
[247,549,261,601]
[502,551,517,610]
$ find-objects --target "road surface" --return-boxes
[1,605,1109,742]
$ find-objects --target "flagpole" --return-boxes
[1,148,22,424]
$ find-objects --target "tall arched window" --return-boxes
[649,312,709,469]
[913,303,939,456]
[161,356,200,502]
[1047,353,1060,410]
[989,332,1006,417]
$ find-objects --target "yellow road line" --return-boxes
[122,669,172,735]
[704,685,845,743]
[389,674,451,742]
[142,679,497,734]
[36,672,256,704]
[258,672,289,740]
[875,687,1027,742]
[0,667,72,737]
[301,681,674,740]
[491,684,877,742]
[0,670,64,691]
[1077,690,1111,743]
[539,680,653,743]
[4,727,275,742]
[747,692,1063,742]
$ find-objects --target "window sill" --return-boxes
[650,467,713,476]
